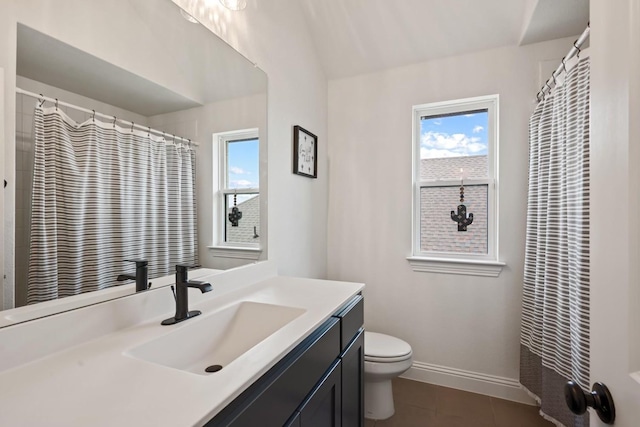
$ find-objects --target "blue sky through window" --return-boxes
[227,138,259,189]
[420,110,488,159]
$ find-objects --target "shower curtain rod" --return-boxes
[15,87,199,147]
[536,23,590,102]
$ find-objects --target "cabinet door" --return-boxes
[341,329,364,427]
[299,361,342,427]
[285,412,301,427]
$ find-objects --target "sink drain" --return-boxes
[205,364,223,373]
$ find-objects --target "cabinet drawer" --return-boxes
[333,294,364,351]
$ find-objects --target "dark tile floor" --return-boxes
[364,378,555,427]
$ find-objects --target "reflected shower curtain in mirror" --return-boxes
[27,106,198,304]
[520,56,590,427]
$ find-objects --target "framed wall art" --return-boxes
[293,125,317,178]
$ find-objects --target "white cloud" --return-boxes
[433,119,442,125]
[464,114,476,117]
[472,125,484,133]
[420,131,487,158]
[420,148,460,158]
[467,142,486,153]
[229,166,247,174]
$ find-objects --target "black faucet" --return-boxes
[161,264,212,325]
[117,259,150,292]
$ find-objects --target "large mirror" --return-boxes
[0,0,267,326]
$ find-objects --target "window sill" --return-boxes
[407,256,505,277]
[208,246,262,261]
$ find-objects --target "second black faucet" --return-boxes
[161,264,212,325]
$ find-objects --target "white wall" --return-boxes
[173,0,329,278]
[326,37,576,402]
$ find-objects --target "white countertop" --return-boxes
[0,271,364,427]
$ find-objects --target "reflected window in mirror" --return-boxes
[216,129,260,249]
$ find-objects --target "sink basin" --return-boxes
[126,301,306,375]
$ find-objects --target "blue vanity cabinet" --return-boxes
[206,294,363,427]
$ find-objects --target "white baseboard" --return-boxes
[401,361,536,406]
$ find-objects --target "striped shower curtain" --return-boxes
[27,106,198,304]
[520,56,590,427]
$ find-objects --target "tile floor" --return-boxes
[364,378,555,427]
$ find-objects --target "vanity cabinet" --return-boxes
[207,294,363,427]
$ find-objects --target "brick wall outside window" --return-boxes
[419,156,488,254]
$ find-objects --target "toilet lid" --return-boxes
[365,331,412,361]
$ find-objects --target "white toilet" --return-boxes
[364,331,413,420]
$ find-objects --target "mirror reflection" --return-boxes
[3,0,267,322]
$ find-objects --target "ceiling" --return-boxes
[16,0,589,112]
[16,0,266,117]
[17,24,199,117]
[298,0,589,79]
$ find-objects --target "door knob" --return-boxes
[564,381,615,424]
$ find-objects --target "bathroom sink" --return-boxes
[126,301,306,375]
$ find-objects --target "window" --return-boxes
[213,129,261,255]
[409,95,504,276]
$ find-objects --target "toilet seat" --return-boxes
[364,331,412,363]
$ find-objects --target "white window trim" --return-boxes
[207,245,262,261]
[212,128,262,252]
[407,257,505,277]
[409,95,504,276]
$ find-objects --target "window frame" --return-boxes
[213,128,261,252]
[409,95,504,276]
